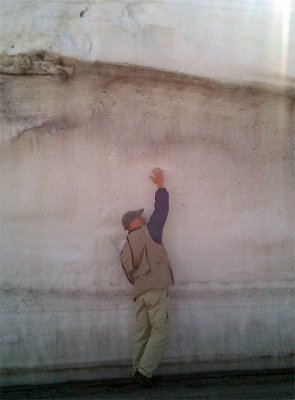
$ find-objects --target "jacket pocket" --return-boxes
[133,263,150,279]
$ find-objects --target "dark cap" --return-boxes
[122,208,144,230]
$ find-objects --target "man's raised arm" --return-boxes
[147,168,169,244]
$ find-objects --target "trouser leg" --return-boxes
[138,289,169,378]
[132,294,151,374]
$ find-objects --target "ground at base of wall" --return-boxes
[1,369,294,400]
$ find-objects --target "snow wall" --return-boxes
[0,0,294,386]
[1,54,294,386]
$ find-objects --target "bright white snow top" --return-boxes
[0,0,294,88]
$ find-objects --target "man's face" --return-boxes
[127,216,145,232]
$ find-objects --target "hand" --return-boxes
[150,168,165,188]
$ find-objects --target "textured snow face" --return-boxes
[0,58,294,384]
[0,0,294,385]
[0,0,295,87]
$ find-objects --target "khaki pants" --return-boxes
[132,288,169,378]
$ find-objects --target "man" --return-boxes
[120,168,174,387]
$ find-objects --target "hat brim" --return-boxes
[134,208,144,217]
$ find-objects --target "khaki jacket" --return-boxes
[120,225,174,297]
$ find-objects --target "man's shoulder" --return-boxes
[128,225,147,241]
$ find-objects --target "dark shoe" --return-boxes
[134,370,158,387]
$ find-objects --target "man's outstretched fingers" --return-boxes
[150,168,164,188]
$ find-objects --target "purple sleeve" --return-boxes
[147,188,169,244]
